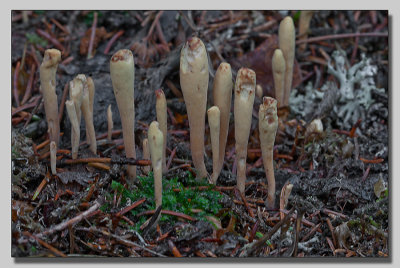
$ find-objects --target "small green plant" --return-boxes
[106,171,223,232]
[25,33,47,47]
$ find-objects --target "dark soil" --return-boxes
[11,10,389,258]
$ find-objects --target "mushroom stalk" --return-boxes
[259,97,278,208]
[207,106,220,184]
[110,49,136,181]
[212,62,233,176]
[234,68,256,193]
[142,138,151,175]
[180,37,209,179]
[279,16,295,107]
[107,104,113,141]
[65,100,80,159]
[69,75,84,158]
[155,89,167,174]
[50,141,57,175]
[148,121,164,209]
[81,78,97,155]
[272,49,286,107]
[298,11,314,53]
[85,77,95,145]
[40,49,61,146]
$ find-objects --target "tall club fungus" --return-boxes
[212,62,233,180]
[40,49,61,173]
[259,97,278,208]
[279,16,295,107]
[180,37,209,179]
[234,68,256,194]
[110,49,136,181]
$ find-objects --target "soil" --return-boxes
[11,10,389,258]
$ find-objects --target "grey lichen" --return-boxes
[290,50,385,129]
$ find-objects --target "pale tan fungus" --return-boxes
[212,62,233,179]
[207,106,220,184]
[107,104,113,141]
[148,121,164,209]
[40,49,61,146]
[155,89,167,173]
[272,49,286,107]
[179,37,209,179]
[110,49,136,181]
[259,96,279,208]
[279,16,295,107]
[234,68,256,194]
[65,100,80,159]
[142,138,151,175]
[50,141,57,175]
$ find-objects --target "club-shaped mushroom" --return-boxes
[272,49,286,107]
[234,68,256,194]
[110,49,136,181]
[155,88,167,174]
[180,37,209,179]
[279,16,295,107]
[212,62,233,179]
[207,106,220,184]
[148,121,164,210]
[259,97,278,208]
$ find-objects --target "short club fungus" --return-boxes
[148,121,164,210]
[259,97,279,208]
[155,88,167,174]
[272,49,286,107]
[179,37,209,179]
[212,62,233,181]
[207,106,221,184]
[110,49,136,181]
[234,68,256,194]
[279,16,295,107]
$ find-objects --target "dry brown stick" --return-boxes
[21,63,36,105]
[145,11,164,41]
[236,188,255,218]
[104,30,124,54]
[242,207,295,256]
[115,198,146,217]
[35,200,101,238]
[36,29,65,51]
[76,227,167,257]
[23,231,67,257]
[13,61,21,107]
[87,12,98,59]
[137,209,196,221]
[326,218,337,248]
[296,32,388,45]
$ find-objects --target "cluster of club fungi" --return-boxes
[40,16,296,214]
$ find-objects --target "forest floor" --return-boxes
[11,10,389,258]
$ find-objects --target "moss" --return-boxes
[104,171,223,232]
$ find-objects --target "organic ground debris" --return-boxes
[11,10,388,258]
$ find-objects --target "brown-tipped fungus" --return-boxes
[142,138,150,175]
[234,68,256,194]
[50,141,57,175]
[279,16,295,107]
[40,49,61,146]
[110,49,136,181]
[155,89,167,174]
[298,11,314,53]
[148,121,164,209]
[80,76,97,154]
[68,75,85,159]
[207,106,220,184]
[212,62,233,179]
[272,49,286,107]
[259,97,278,208]
[107,104,113,141]
[180,37,209,179]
